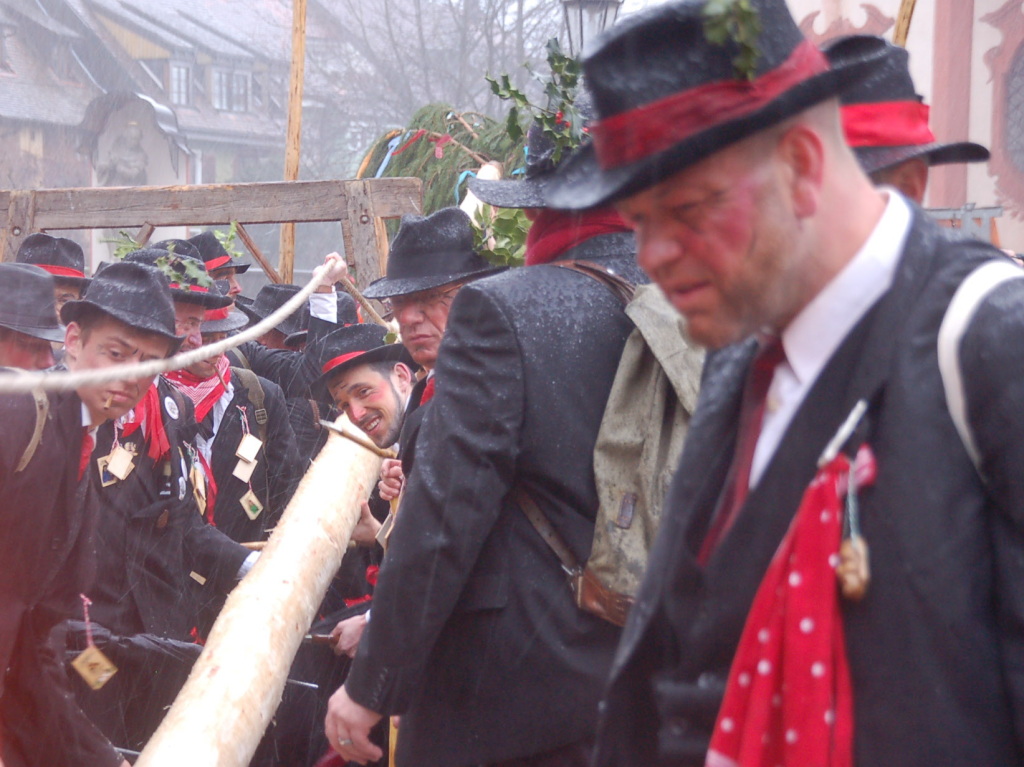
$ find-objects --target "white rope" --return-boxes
[0,264,329,394]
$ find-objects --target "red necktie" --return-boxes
[420,377,436,405]
[699,335,785,565]
[78,428,95,481]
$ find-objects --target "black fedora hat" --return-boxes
[470,89,596,209]
[544,0,888,209]
[0,263,66,343]
[311,324,415,399]
[362,208,503,299]
[188,230,252,274]
[122,248,233,310]
[201,282,250,334]
[824,35,990,175]
[237,283,305,332]
[15,233,91,289]
[61,261,183,349]
[151,238,203,262]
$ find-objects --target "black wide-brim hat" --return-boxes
[188,230,251,274]
[544,0,889,210]
[61,261,183,350]
[0,263,66,343]
[123,248,233,310]
[363,208,503,299]
[822,35,990,176]
[15,233,91,290]
[237,283,304,332]
[201,307,250,334]
[311,324,415,398]
[854,142,990,175]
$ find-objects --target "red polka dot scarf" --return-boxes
[706,446,876,767]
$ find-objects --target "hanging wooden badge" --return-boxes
[73,595,117,690]
[72,645,118,690]
[96,455,118,487]
[240,489,264,520]
[106,444,136,481]
[233,457,257,483]
[236,433,263,463]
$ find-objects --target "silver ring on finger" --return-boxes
[338,738,353,747]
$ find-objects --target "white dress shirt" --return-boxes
[749,189,912,486]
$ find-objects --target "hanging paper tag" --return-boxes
[240,489,264,520]
[72,645,118,690]
[235,433,263,463]
[375,511,396,551]
[233,457,257,483]
[96,455,118,487]
[107,445,135,481]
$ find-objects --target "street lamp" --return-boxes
[562,0,624,57]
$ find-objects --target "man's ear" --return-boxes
[393,362,414,393]
[63,322,83,367]
[778,123,826,220]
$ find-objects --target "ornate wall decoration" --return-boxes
[984,0,1024,218]
[798,4,894,46]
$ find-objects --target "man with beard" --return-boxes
[542,1,1024,764]
[0,261,178,767]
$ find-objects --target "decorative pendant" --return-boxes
[836,462,870,601]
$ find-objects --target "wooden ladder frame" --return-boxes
[0,178,422,288]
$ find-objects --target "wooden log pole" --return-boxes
[279,0,308,284]
[893,0,917,47]
[235,221,284,285]
[135,415,382,767]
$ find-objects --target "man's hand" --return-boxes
[316,252,350,293]
[329,614,368,658]
[351,501,381,547]
[378,458,404,502]
[324,685,383,765]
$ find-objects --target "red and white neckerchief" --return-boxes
[119,384,171,462]
[706,445,876,767]
[165,355,231,423]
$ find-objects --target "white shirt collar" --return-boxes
[781,189,912,388]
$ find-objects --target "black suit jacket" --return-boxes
[594,209,1024,766]
[85,379,249,641]
[0,389,121,767]
[205,372,302,542]
[345,233,646,766]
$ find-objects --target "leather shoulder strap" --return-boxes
[551,259,636,306]
[512,486,581,576]
[15,388,49,473]
[231,367,268,441]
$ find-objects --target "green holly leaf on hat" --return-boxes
[702,0,762,81]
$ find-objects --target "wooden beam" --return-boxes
[0,179,421,231]
[234,222,283,284]
[1,190,37,261]
[279,0,308,284]
[342,180,392,292]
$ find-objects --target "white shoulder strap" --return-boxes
[937,260,1024,472]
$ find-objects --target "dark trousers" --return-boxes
[483,739,593,767]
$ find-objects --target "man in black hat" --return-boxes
[326,178,644,764]
[362,207,503,503]
[542,1,1024,765]
[0,263,66,370]
[164,300,302,546]
[824,35,989,204]
[188,230,252,297]
[0,261,183,767]
[15,233,91,313]
[68,251,254,751]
